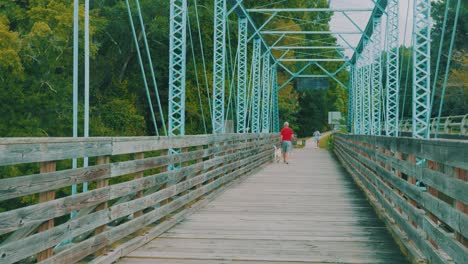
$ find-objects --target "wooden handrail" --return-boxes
[334,133,468,264]
[0,133,278,264]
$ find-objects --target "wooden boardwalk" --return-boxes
[118,139,409,264]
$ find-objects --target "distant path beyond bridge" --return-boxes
[118,138,409,264]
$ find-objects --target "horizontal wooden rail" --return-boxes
[334,133,468,264]
[0,133,278,264]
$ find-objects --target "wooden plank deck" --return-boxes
[118,139,409,264]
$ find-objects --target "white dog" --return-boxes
[273,145,282,163]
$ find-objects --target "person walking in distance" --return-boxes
[313,128,321,148]
[280,122,295,164]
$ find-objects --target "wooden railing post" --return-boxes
[454,167,467,247]
[133,153,145,218]
[94,155,110,256]
[37,161,56,261]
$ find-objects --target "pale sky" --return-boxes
[330,0,414,57]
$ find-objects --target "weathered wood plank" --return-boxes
[337,137,468,204]
[37,152,273,264]
[336,134,468,169]
[0,144,272,235]
[336,139,468,239]
[0,139,112,166]
[335,142,464,264]
[0,149,273,263]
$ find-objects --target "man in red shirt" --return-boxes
[280,122,295,164]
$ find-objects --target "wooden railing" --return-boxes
[0,133,277,264]
[334,134,467,264]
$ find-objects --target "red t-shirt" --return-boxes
[280,127,294,141]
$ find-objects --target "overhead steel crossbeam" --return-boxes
[350,0,388,65]
[262,31,362,35]
[272,46,351,50]
[412,0,431,139]
[246,8,374,12]
[212,0,227,134]
[227,0,276,62]
[236,17,248,133]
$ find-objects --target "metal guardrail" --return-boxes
[0,134,278,264]
[399,114,468,136]
[334,134,468,264]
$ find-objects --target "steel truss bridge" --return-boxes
[0,1,466,264]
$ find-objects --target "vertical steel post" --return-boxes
[251,38,262,133]
[168,0,187,138]
[385,0,400,136]
[237,17,248,133]
[272,65,279,133]
[270,64,278,132]
[261,52,271,132]
[168,0,187,170]
[412,0,431,139]
[83,0,90,192]
[212,0,227,134]
[71,0,79,218]
[347,65,354,133]
[354,62,362,134]
[362,42,371,135]
[371,17,382,135]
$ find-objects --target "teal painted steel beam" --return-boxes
[270,63,279,132]
[272,46,350,50]
[212,0,227,134]
[227,0,276,62]
[385,0,399,136]
[261,52,271,132]
[371,17,382,135]
[262,31,362,35]
[247,8,374,12]
[314,63,350,90]
[168,0,187,138]
[350,0,388,65]
[355,63,363,134]
[236,17,248,133]
[412,0,431,139]
[361,43,372,135]
[250,38,262,133]
[280,58,348,62]
[348,65,355,133]
[277,62,313,90]
[271,64,279,132]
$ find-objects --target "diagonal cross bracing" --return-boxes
[371,17,382,135]
[348,65,355,133]
[385,0,400,136]
[271,64,279,133]
[261,53,271,132]
[412,0,431,139]
[237,17,248,133]
[251,39,262,133]
[168,0,187,138]
[212,0,227,134]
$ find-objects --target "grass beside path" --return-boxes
[319,133,333,150]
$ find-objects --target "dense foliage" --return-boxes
[0,0,348,139]
[0,1,465,136]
